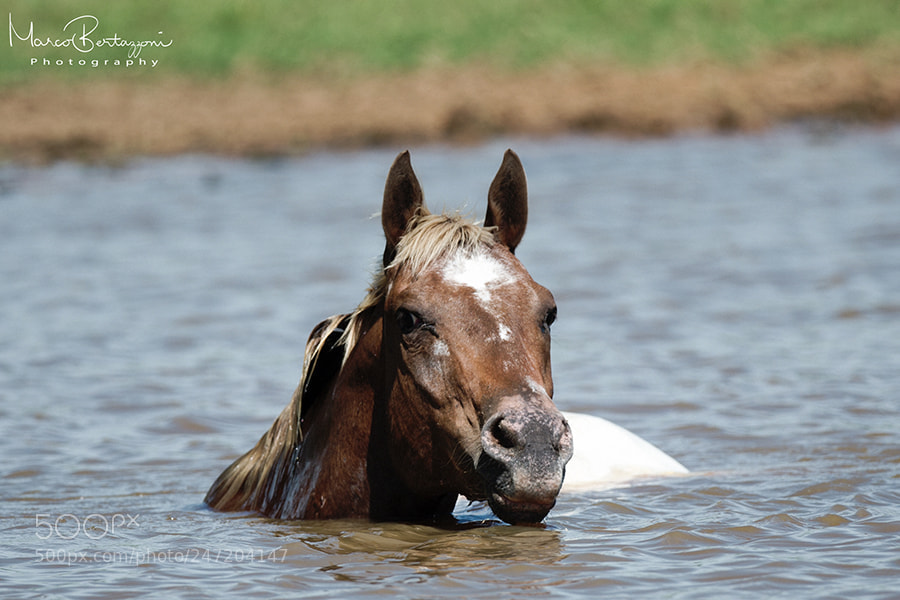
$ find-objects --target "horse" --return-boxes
[205,149,574,524]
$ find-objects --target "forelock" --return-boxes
[388,210,496,276]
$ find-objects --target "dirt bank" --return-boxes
[3,51,900,162]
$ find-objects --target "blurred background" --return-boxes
[3,0,900,161]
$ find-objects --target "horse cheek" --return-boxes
[388,373,437,477]
[389,357,466,493]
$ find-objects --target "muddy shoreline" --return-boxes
[3,51,900,162]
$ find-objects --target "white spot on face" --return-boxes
[442,250,519,306]
[498,323,512,341]
[433,339,450,357]
[526,377,548,397]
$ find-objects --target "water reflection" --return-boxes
[267,517,567,592]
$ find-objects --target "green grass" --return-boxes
[4,0,900,84]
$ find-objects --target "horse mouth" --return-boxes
[487,491,556,525]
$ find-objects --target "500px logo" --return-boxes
[35,513,140,540]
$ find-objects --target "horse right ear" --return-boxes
[485,149,527,254]
[382,150,425,266]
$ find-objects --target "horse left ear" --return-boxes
[485,149,528,253]
[382,150,425,266]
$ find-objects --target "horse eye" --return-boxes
[542,306,557,333]
[396,308,424,335]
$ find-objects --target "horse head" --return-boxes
[378,150,573,524]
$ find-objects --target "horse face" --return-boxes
[380,151,573,524]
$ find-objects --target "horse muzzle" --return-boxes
[477,394,574,524]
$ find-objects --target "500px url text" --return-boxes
[35,547,288,565]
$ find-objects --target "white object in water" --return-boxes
[452,411,689,519]
[561,411,689,492]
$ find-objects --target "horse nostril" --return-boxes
[555,420,574,460]
[481,406,572,468]
[490,416,518,450]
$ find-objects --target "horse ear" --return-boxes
[485,149,527,253]
[382,150,424,265]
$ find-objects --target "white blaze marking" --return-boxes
[442,250,519,306]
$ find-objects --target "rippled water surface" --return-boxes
[2,127,899,598]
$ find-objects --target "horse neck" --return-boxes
[288,311,384,518]
[308,308,457,521]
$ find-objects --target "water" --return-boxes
[2,126,899,598]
